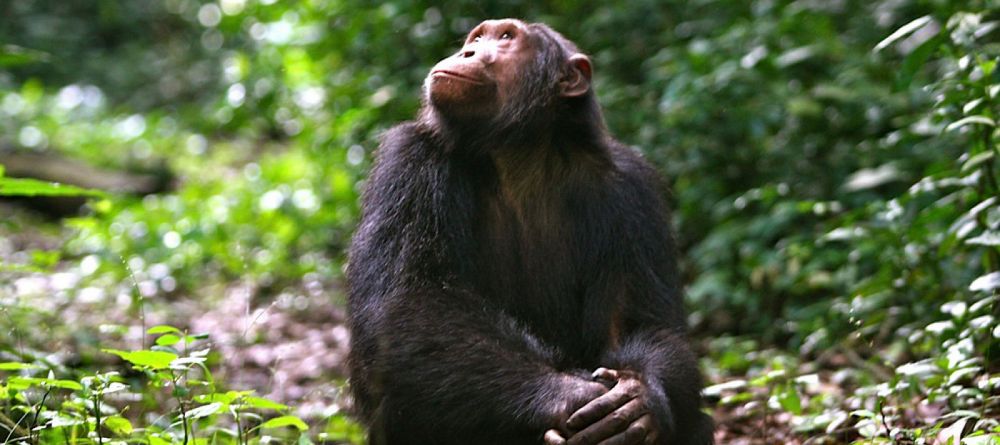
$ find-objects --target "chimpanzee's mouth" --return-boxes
[431,70,484,84]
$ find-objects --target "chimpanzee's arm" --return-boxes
[561,151,714,445]
[612,160,713,445]
[561,291,711,445]
[597,332,713,445]
[353,287,609,444]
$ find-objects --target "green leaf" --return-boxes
[977,56,1000,77]
[964,98,985,114]
[47,379,85,390]
[719,392,754,405]
[0,175,104,198]
[961,434,999,445]
[97,382,130,395]
[103,349,178,369]
[49,415,84,428]
[844,164,901,191]
[777,385,802,415]
[171,357,207,367]
[148,434,172,445]
[7,376,83,391]
[0,362,43,371]
[946,116,996,131]
[172,385,190,398]
[323,414,366,443]
[970,295,997,313]
[947,367,981,386]
[961,151,995,173]
[970,272,1000,292]
[926,320,955,335]
[6,377,32,390]
[30,250,60,269]
[155,334,182,346]
[147,325,183,335]
[185,402,223,419]
[967,231,1000,246]
[850,409,877,419]
[104,416,133,436]
[702,380,747,397]
[898,33,943,88]
[939,421,964,444]
[261,415,309,431]
[875,15,935,52]
[0,45,50,66]
[244,396,289,411]
[896,360,939,377]
[194,394,228,405]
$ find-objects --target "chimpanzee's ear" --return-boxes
[560,54,592,97]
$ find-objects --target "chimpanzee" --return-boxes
[346,18,714,445]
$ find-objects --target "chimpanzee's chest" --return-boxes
[470,186,612,356]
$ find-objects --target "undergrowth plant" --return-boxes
[1,324,363,445]
[705,7,1000,444]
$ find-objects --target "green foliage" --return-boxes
[703,5,1000,441]
[0,326,338,444]
[63,146,356,292]
[0,165,102,198]
[1,0,999,443]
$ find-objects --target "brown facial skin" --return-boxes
[425,19,592,121]
[426,19,530,119]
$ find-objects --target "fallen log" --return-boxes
[0,151,172,216]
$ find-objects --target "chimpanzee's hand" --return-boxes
[542,375,609,445]
[559,368,660,445]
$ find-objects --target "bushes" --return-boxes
[1,0,998,443]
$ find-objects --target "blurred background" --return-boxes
[0,1,997,444]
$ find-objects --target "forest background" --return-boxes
[0,0,998,443]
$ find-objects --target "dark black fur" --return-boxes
[347,21,713,445]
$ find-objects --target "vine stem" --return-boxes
[28,387,52,443]
[0,410,30,442]
[234,409,244,445]
[93,392,103,445]
[172,373,190,445]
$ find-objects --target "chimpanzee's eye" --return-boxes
[473,35,482,42]
[500,32,512,40]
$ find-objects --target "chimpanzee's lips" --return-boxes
[431,70,484,84]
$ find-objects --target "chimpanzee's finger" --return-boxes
[544,428,568,445]
[567,378,641,431]
[566,397,646,445]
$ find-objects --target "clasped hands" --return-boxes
[545,368,659,445]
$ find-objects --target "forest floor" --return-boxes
[0,203,860,444]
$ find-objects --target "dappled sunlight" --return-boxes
[0,1,997,444]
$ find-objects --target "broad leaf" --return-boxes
[970,272,1000,291]
[261,415,309,431]
[104,416,133,435]
[0,362,43,371]
[104,349,178,369]
[875,16,935,52]
[185,402,223,419]
[946,116,995,131]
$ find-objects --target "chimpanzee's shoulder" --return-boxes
[606,140,662,187]
[374,121,441,165]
